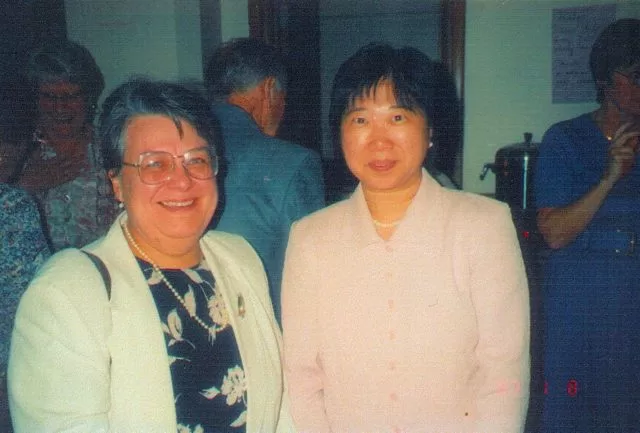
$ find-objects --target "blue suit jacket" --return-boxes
[212,103,325,324]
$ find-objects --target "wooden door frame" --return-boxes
[440,0,466,101]
[249,0,466,98]
[439,0,466,185]
[248,0,280,46]
[248,0,467,184]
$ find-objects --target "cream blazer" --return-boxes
[9,213,293,432]
[282,170,530,433]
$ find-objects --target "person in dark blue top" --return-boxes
[534,19,640,432]
[204,38,325,325]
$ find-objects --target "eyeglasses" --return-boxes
[122,146,218,185]
[616,70,640,87]
[38,91,85,105]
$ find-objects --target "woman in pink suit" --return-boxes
[282,43,530,433]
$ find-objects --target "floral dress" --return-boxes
[135,258,247,433]
[36,141,117,251]
[0,184,50,371]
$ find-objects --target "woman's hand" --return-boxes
[603,122,640,183]
[538,121,640,249]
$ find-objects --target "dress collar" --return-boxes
[346,169,444,248]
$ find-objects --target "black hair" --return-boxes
[329,43,440,150]
[204,37,287,101]
[590,18,640,103]
[97,78,219,173]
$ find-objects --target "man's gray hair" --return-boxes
[204,38,287,101]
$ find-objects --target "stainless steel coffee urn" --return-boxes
[480,132,538,210]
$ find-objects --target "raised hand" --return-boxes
[603,121,640,183]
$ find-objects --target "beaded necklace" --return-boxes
[121,221,220,341]
[372,218,402,229]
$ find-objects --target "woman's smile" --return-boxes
[159,199,196,209]
[341,80,429,195]
[368,159,396,171]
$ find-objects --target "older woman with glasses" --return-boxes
[534,19,640,432]
[8,39,118,251]
[8,79,292,433]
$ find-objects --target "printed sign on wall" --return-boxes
[552,4,616,103]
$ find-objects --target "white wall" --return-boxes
[64,0,639,193]
[220,0,249,42]
[464,0,640,193]
[65,0,204,101]
[64,0,250,103]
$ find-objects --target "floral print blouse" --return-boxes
[135,258,247,433]
[35,141,117,251]
[0,184,50,371]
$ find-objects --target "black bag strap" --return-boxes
[81,251,111,300]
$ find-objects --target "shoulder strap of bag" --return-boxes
[80,250,113,374]
[81,250,111,300]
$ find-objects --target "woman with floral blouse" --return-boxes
[0,183,50,432]
[0,76,50,432]
[7,39,117,250]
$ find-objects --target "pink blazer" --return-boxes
[282,170,530,433]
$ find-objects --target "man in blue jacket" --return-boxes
[205,38,325,325]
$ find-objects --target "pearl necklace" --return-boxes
[372,218,402,229]
[121,222,220,340]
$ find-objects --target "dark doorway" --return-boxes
[1,0,67,78]
[249,0,323,158]
[248,0,465,200]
